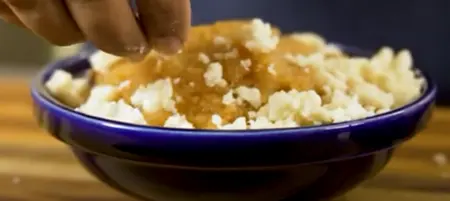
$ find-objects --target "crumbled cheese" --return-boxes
[249,117,275,129]
[267,64,276,75]
[290,32,326,50]
[235,86,262,108]
[89,50,121,73]
[173,77,181,84]
[211,114,223,128]
[248,116,298,129]
[45,69,90,107]
[130,78,176,113]
[164,114,194,129]
[88,85,119,101]
[376,108,390,114]
[77,99,147,125]
[321,44,342,57]
[71,78,89,95]
[393,49,413,72]
[222,90,237,105]
[198,52,210,64]
[274,118,299,128]
[371,47,394,69]
[47,22,424,131]
[221,117,247,130]
[45,70,74,95]
[213,36,231,46]
[248,111,257,119]
[327,96,373,123]
[262,90,324,122]
[240,59,252,71]
[118,80,131,90]
[175,95,183,103]
[244,18,279,53]
[352,83,394,109]
[204,62,228,87]
[285,53,324,68]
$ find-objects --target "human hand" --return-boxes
[0,0,191,60]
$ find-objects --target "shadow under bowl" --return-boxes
[30,45,437,201]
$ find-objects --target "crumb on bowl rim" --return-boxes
[30,45,437,138]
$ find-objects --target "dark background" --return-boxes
[190,0,450,105]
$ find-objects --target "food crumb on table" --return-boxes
[433,152,448,166]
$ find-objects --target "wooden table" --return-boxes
[1,77,449,201]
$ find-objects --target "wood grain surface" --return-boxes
[0,77,449,201]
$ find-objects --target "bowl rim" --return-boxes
[30,45,437,138]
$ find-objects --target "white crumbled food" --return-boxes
[130,78,177,113]
[222,90,237,105]
[244,18,280,53]
[213,36,232,47]
[290,33,343,57]
[164,114,194,129]
[321,44,343,57]
[87,85,119,101]
[173,77,181,84]
[175,95,183,103]
[240,59,252,71]
[285,53,325,68]
[77,99,147,125]
[198,52,210,64]
[45,69,90,107]
[221,87,261,107]
[291,32,326,50]
[221,117,248,130]
[48,19,424,130]
[204,62,228,87]
[248,111,258,119]
[45,70,75,96]
[210,114,247,130]
[267,64,276,75]
[249,116,298,129]
[118,80,131,90]
[235,86,262,108]
[224,45,421,128]
[89,50,121,73]
[76,85,146,125]
[211,114,223,128]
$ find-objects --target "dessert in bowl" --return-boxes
[31,19,436,201]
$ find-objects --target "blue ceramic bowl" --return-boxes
[31,45,436,201]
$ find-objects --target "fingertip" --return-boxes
[123,43,151,61]
[152,36,182,55]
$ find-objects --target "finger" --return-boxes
[0,1,23,26]
[3,0,84,45]
[65,0,149,60]
[136,0,191,54]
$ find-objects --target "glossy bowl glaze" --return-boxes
[31,46,437,201]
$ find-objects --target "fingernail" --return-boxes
[125,44,149,62]
[153,37,182,55]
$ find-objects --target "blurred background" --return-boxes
[0,20,81,77]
